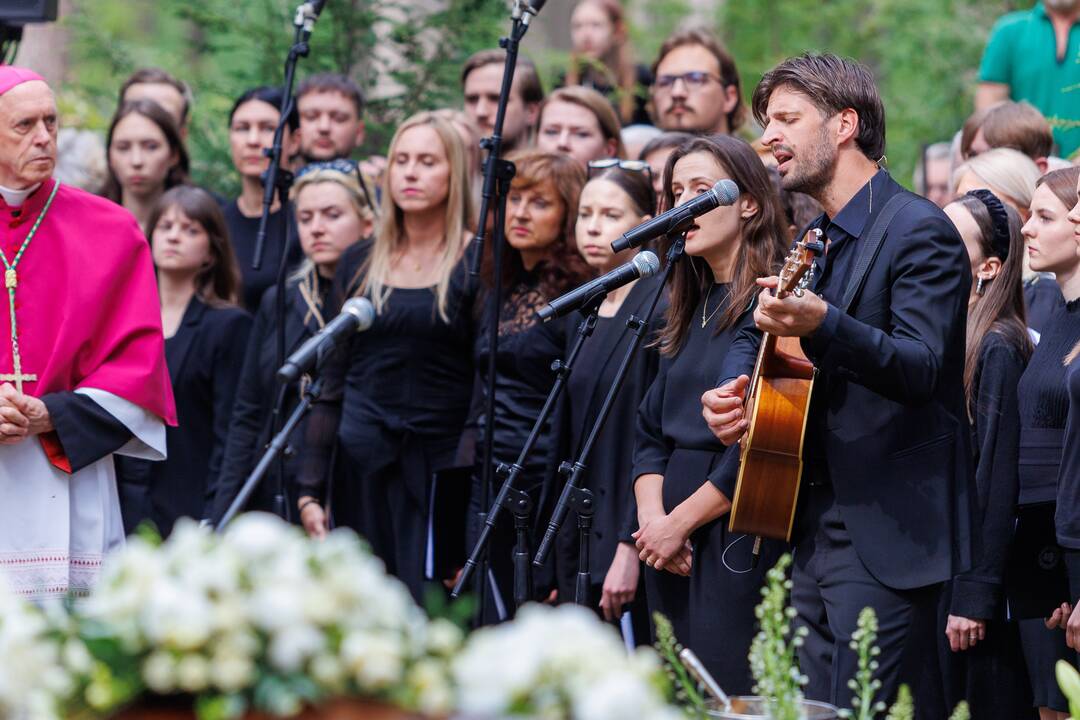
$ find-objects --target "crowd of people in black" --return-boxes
[63,1,1080,716]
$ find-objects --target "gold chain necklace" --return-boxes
[701,283,724,328]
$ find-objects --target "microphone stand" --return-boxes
[469,0,540,621]
[217,376,324,532]
[533,234,686,604]
[254,2,321,521]
[452,294,605,609]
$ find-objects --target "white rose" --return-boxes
[141,652,177,694]
[268,624,325,672]
[175,654,211,693]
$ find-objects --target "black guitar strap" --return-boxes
[840,192,917,313]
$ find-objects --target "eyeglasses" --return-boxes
[587,158,653,183]
[653,71,725,92]
[296,158,359,179]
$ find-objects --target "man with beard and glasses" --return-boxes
[977,0,1080,159]
[700,53,973,711]
[649,29,745,136]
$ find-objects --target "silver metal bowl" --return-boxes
[705,696,839,719]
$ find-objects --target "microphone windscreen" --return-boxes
[342,297,376,331]
[633,250,662,278]
[713,178,740,205]
[526,0,547,13]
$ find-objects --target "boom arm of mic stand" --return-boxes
[533,234,686,567]
[451,296,605,600]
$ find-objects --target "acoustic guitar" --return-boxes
[728,229,824,542]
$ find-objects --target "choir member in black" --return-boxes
[1015,166,1080,719]
[222,86,304,313]
[632,135,788,690]
[471,150,592,620]
[297,112,476,602]
[553,163,658,642]
[208,161,374,525]
[936,190,1033,717]
[1051,169,1080,657]
[104,99,190,233]
[116,186,252,537]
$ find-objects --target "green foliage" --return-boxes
[748,553,806,720]
[720,0,1023,187]
[652,611,707,716]
[947,700,971,720]
[839,607,886,720]
[1057,659,1080,720]
[884,684,913,720]
[64,0,507,196]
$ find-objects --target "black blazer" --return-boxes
[208,281,324,523]
[715,174,974,591]
[117,297,252,537]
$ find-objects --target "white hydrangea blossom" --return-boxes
[453,604,680,720]
[0,575,71,720]
[75,513,460,715]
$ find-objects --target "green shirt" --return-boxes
[979,2,1080,158]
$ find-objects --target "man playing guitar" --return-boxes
[701,53,973,710]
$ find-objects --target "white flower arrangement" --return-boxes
[452,604,680,720]
[0,574,76,720]
[64,513,461,719]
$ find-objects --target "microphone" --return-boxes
[524,0,547,14]
[611,179,739,253]
[537,251,661,322]
[277,297,375,383]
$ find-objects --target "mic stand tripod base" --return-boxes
[499,480,535,610]
[568,485,595,606]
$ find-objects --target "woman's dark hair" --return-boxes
[586,165,656,216]
[949,192,1032,410]
[1035,166,1080,212]
[103,99,190,204]
[658,135,789,355]
[481,150,592,299]
[228,86,299,131]
[147,185,242,307]
[638,130,695,161]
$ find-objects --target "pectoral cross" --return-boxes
[1,269,36,393]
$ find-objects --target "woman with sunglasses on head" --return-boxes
[631,135,788,689]
[552,162,659,642]
[296,113,477,603]
[115,186,251,538]
[933,190,1033,717]
[471,150,592,620]
[535,86,625,168]
[1013,166,1080,720]
[208,161,374,525]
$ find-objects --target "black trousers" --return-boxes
[792,484,943,714]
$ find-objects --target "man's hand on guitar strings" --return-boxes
[753,275,828,338]
[702,375,749,446]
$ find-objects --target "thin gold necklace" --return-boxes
[701,284,723,328]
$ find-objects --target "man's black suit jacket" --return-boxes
[712,171,974,591]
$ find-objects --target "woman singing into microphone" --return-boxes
[632,135,787,690]
[297,112,477,603]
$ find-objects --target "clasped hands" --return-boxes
[0,383,50,444]
[633,511,693,576]
[701,276,827,445]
